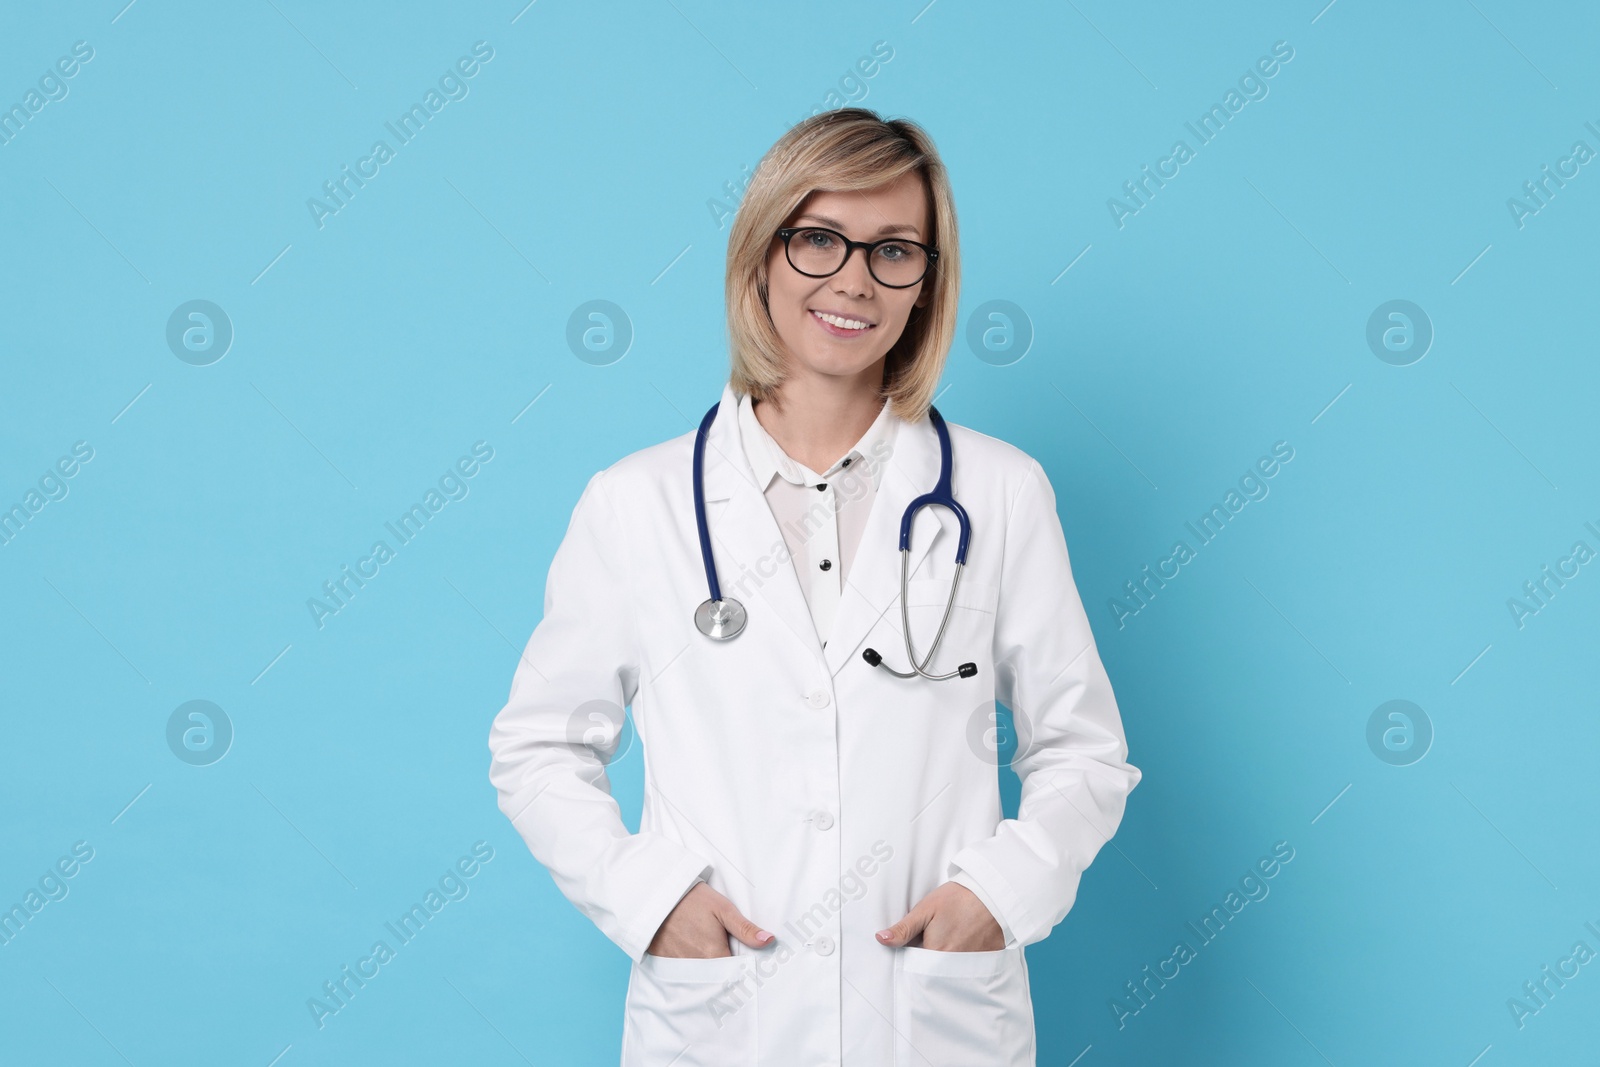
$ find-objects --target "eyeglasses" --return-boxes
[776,226,938,289]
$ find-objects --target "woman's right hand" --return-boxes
[645,881,774,958]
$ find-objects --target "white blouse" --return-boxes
[735,391,898,647]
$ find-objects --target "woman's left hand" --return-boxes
[875,881,1005,951]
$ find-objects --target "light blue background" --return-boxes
[2,1,1597,1063]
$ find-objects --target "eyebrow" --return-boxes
[796,213,922,239]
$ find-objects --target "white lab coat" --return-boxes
[487,381,1140,1066]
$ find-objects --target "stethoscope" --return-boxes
[692,400,977,681]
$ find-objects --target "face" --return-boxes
[763,170,933,387]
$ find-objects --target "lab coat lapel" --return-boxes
[698,383,826,658]
[823,403,942,677]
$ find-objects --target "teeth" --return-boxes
[813,310,870,330]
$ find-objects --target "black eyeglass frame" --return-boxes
[775,226,939,289]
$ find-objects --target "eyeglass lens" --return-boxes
[786,228,928,287]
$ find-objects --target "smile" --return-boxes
[810,309,875,335]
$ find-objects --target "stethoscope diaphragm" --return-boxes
[695,597,747,641]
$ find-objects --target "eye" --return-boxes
[801,229,838,249]
[876,242,912,261]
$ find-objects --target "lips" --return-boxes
[809,309,875,331]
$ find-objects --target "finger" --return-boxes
[716,902,775,949]
[876,904,930,947]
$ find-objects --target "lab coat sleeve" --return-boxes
[948,868,1017,948]
[946,458,1140,948]
[488,468,714,964]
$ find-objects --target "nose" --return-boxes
[831,244,875,295]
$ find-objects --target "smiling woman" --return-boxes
[489,107,1138,1067]
[724,112,961,431]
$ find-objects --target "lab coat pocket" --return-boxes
[905,577,1000,613]
[893,945,1035,1067]
[622,953,756,1067]
[899,578,1000,678]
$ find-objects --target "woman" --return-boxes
[488,108,1139,1066]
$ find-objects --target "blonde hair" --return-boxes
[725,108,960,423]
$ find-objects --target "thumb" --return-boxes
[876,904,930,947]
[717,901,775,950]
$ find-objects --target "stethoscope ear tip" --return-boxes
[862,646,977,680]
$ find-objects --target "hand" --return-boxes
[876,881,1005,952]
[646,882,774,959]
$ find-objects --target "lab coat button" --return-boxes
[806,689,830,708]
[811,811,834,830]
[813,935,836,956]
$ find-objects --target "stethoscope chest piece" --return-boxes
[695,597,747,640]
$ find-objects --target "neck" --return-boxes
[753,363,887,474]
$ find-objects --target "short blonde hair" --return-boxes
[725,108,960,423]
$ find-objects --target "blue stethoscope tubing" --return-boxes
[692,400,977,681]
